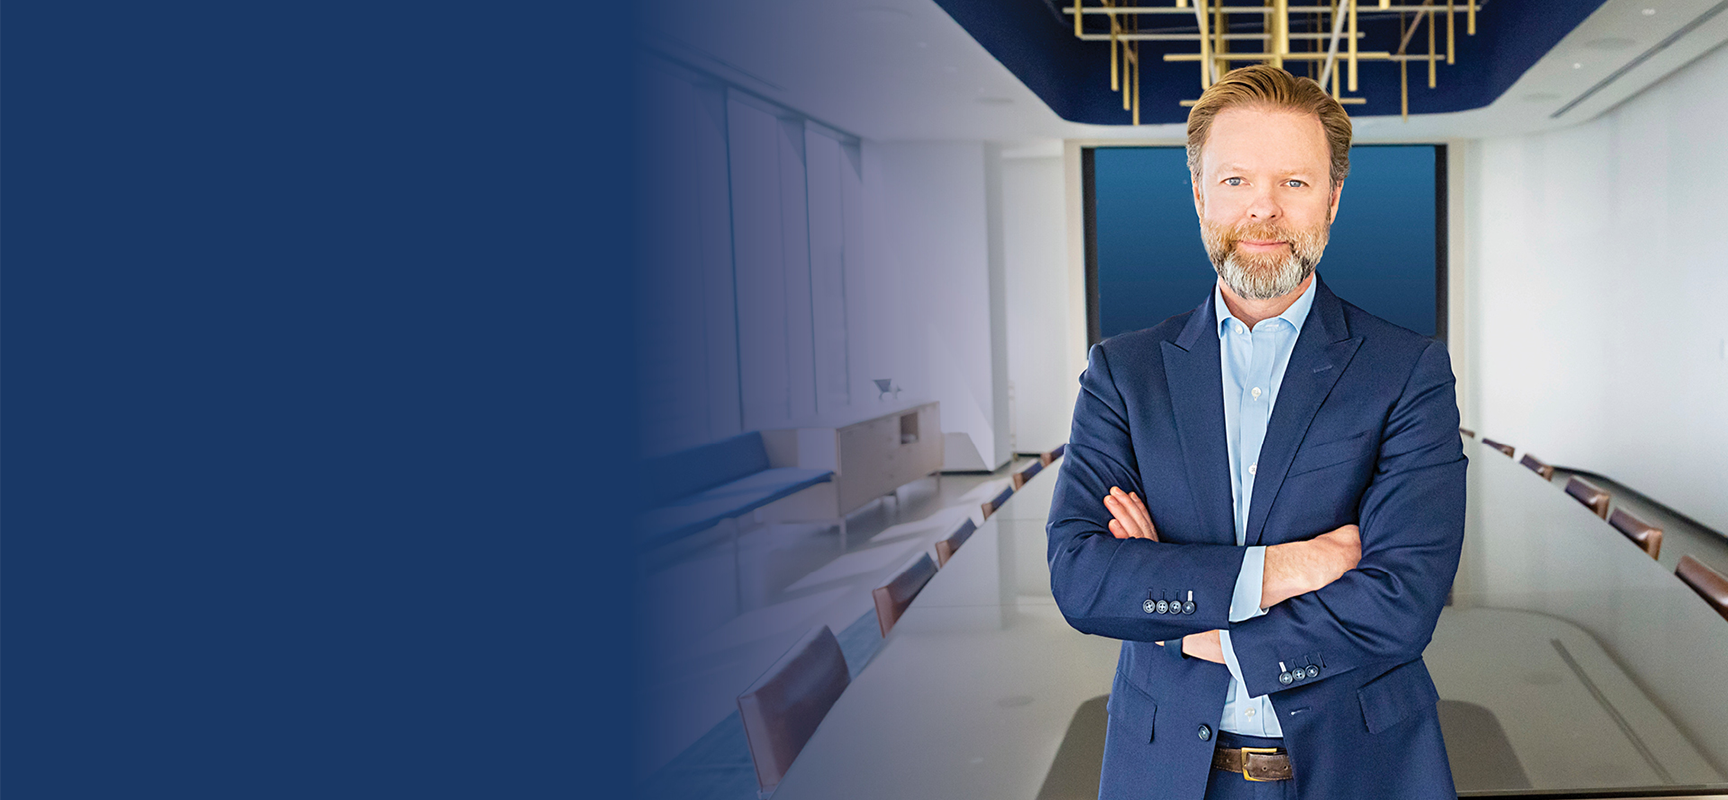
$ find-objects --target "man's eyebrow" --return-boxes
[1212,164,1321,176]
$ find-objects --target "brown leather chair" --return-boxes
[1564,476,1611,519]
[1676,555,1728,623]
[1011,460,1042,490]
[1518,453,1555,480]
[874,552,939,636]
[980,485,1013,520]
[1607,508,1663,560]
[1480,437,1515,457]
[737,625,851,796]
[1040,442,1067,466]
[1459,427,1476,439]
[934,518,978,568]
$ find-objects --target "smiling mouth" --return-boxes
[1238,240,1287,248]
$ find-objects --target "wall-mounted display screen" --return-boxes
[1086,144,1445,344]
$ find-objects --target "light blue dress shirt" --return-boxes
[1213,277,1317,737]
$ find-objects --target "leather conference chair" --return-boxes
[1564,476,1611,519]
[874,552,939,636]
[737,625,851,797]
[1607,508,1663,560]
[1481,437,1515,457]
[1040,442,1067,466]
[1676,555,1728,623]
[1519,453,1555,480]
[1459,427,1476,438]
[1012,460,1042,490]
[934,518,978,568]
[980,485,1014,520]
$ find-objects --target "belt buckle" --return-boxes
[1238,746,1280,782]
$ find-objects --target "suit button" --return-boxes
[1197,725,1212,741]
[1182,601,1196,614]
[1144,600,1156,614]
[1156,600,1169,614]
[1305,665,1320,679]
[1278,671,1294,685]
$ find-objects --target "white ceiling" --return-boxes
[641,0,1728,144]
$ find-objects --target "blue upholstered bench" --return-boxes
[636,431,834,551]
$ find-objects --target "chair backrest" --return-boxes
[1041,443,1068,466]
[1459,428,1476,439]
[934,518,978,567]
[1518,453,1555,480]
[638,431,770,508]
[1564,476,1611,519]
[736,625,851,795]
[1676,555,1728,623]
[1480,437,1515,457]
[1607,508,1663,560]
[980,485,1014,520]
[1012,461,1043,490]
[874,553,939,636]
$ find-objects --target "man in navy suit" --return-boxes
[1047,65,1465,799]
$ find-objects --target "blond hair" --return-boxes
[1185,65,1353,188]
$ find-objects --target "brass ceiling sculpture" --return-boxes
[1062,1,1482,123]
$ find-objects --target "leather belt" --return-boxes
[1211,745,1293,782]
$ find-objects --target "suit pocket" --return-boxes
[1357,658,1441,734]
[1286,430,1375,478]
[1110,677,1159,744]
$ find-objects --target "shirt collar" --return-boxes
[1215,275,1318,338]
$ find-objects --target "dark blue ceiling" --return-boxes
[932,0,1611,124]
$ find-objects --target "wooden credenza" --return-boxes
[758,401,943,524]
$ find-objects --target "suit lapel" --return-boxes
[1161,294,1236,547]
[1245,278,1363,546]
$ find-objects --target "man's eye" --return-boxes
[1224,178,1243,186]
[1285,180,1306,188]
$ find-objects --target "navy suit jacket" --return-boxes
[1047,277,1466,799]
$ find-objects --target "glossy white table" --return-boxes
[771,445,1728,799]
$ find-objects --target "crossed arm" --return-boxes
[1051,339,1462,690]
[1101,487,1361,662]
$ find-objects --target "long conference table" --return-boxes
[770,438,1728,799]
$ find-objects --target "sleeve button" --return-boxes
[1182,601,1196,614]
[1156,600,1169,614]
[1278,671,1294,685]
[1305,665,1320,678]
[1143,599,1157,614]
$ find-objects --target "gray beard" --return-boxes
[1214,250,1315,301]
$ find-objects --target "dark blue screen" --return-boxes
[1094,145,1438,339]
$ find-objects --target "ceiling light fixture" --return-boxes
[1060,0,1482,124]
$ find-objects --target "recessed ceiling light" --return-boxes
[976,96,1014,106]
[851,7,911,23]
[1642,8,1656,15]
[1573,62,1583,69]
[1584,37,1635,50]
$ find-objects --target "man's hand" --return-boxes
[1182,629,1224,663]
[1103,487,1158,541]
[1261,524,1361,608]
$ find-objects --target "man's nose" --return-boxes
[1245,189,1281,221]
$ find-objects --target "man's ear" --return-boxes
[1192,174,1205,217]
[1328,179,1344,224]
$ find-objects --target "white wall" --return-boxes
[861,141,1012,470]
[1466,43,1728,534]
[1002,152,1078,453]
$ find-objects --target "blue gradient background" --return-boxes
[1095,145,1439,339]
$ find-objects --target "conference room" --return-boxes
[631,0,1728,798]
